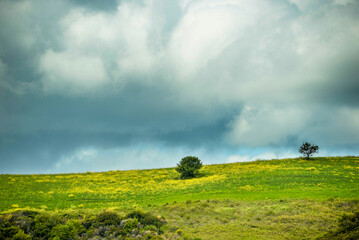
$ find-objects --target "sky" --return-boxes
[0,0,359,174]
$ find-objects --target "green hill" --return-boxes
[1,157,359,239]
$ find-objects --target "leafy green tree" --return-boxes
[176,156,203,179]
[299,142,319,160]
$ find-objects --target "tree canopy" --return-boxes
[299,142,319,160]
[176,156,203,179]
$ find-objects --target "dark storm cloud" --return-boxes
[1,0,359,173]
[72,0,120,12]
[0,80,232,172]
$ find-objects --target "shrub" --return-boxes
[32,213,58,238]
[0,210,166,239]
[176,156,203,179]
[12,229,31,240]
[49,220,86,240]
[142,235,164,240]
[50,224,72,240]
[123,218,138,234]
[125,210,163,228]
[0,225,21,239]
[95,211,122,226]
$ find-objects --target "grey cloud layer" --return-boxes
[0,0,358,173]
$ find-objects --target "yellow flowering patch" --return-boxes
[160,174,226,191]
[239,185,255,191]
[67,186,95,194]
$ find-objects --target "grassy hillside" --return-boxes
[1,157,359,239]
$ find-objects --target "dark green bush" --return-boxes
[144,225,157,232]
[125,210,163,228]
[0,225,21,238]
[339,212,359,232]
[142,235,164,240]
[18,210,39,219]
[95,211,122,226]
[12,229,31,240]
[123,218,138,234]
[50,224,72,240]
[32,214,59,238]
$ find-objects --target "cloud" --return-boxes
[1,0,359,173]
[309,107,359,145]
[225,105,309,147]
[226,105,359,147]
[37,2,166,94]
[167,0,263,78]
[39,50,107,93]
[0,1,36,52]
[31,0,359,104]
[287,0,313,11]
[333,0,356,6]
[48,144,230,173]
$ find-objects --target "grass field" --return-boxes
[1,156,359,239]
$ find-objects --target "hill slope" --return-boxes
[1,157,358,239]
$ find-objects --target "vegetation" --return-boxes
[176,156,203,179]
[299,142,319,160]
[0,156,358,239]
[0,210,165,239]
[317,211,359,240]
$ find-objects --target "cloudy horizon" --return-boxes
[1,0,359,174]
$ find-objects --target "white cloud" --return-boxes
[115,3,162,75]
[226,105,359,147]
[226,105,309,146]
[38,2,163,94]
[39,50,107,94]
[168,0,263,78]
[35,0,359,103]
[61,5,160,75]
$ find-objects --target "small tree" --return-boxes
[176,156,203,179]
[299,142,319,160]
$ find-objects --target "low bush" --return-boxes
[95,211,122,226]
[125,210,164,228]
[0,210,166,239]
[123,218,138,234]
[13,229,31,240]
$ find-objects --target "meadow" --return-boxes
[1,156,359,239]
